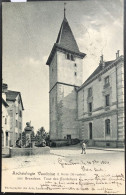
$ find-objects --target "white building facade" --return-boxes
[46,14,124,147]
[2,92,10,148]
[2,83,24,147]
[78,55,124,147]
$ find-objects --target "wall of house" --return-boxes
[78,65,117,119]
[78,59,124,147]
[116,61,124,146]
[7,101,15,146]
[2,102,10,148]
[15,95,23,140]
[7,96,23,147]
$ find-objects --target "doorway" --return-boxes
[67,135,71,140]
[6,132,8,146]
[89,123,92,139]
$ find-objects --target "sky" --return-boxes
[2,0,123,132]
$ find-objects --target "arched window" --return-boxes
[105,119,110,135]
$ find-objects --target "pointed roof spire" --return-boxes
[64,2,66,18]
[56,13,80,53]
[46,4,86,65]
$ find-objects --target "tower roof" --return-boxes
[46,16,86,65]
[56,17,80,53]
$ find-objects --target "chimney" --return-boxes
[100,55,103,63]
[116,50,120,59]
[99,55,105,68]
[2,83,8,93]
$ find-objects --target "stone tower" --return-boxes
[46,11,86,141]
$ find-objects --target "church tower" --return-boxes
[46,7,86,141]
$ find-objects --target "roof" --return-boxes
[2,98,9,107]
[5,90,20,101]
[78,58,121,91]
[5,90,24,110]
[85,60,114,83]
[46,16,86,65]
[56,17,80,53]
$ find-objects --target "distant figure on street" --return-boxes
[81,141,86,154]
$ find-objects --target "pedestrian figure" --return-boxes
[81,141,86,154]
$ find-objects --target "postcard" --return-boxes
[1,0,125,194]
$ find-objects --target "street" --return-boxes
[2,146,125,194]
[2,146,124,170]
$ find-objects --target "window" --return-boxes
[89,123,92,139]
[71,55,74,61]
[66,53,74,61]
[74,72,77,76]
[6,132,8,146]
[67,135,71,139]
[105,76,109,84]
[105,119,110,135]
[88,102,92,113]
[19,133,21,139]
[52,97,54,105]
[88,87,92,97]
[104,76,110,88]
[16,120,18,127]
[67,53,70,59]
[19,122,22,130]
[105,94,110,107]
[18,97,20,104]
[19,110,22,117]
[5,118,7,124]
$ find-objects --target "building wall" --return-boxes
[49,50,83,140]
[56,84,79,139]
[49,85,57,139]
[57,51,83,86]
[78,59,124,147]
[50,82,79,140]
[49,53,57,90]
[78,66,117,120]
[15,95,23,140]
[2,99,10,148]
[116,61,124,145]
[7,101,16,146]
[7,95,23,147]
[80,114,117,139]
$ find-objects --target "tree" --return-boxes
[35,127,48,147]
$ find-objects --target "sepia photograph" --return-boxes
[1,0,125,194]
